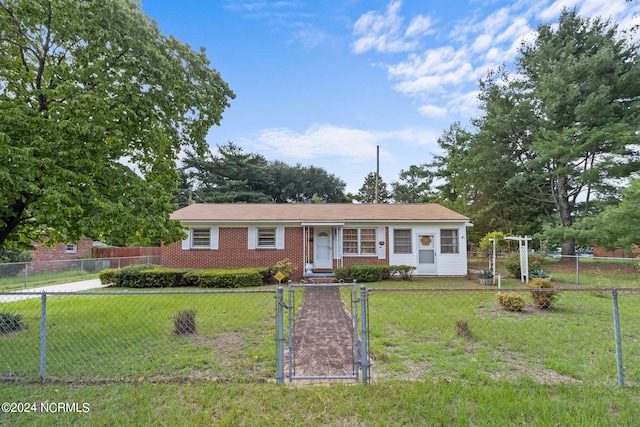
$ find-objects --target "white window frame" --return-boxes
[182,227,219,250]
[440,229,459,254]
[393,229,412,254]
[342,228,377,256]
[65,244,77,254]
[248,226,285,250]
[257,227,276,248]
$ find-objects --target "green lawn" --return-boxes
[2,273,640,425]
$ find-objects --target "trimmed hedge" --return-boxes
[183,268,263,288]
[336,265,419,283]
[99,265,269,289]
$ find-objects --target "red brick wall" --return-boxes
[30,238,94,273]
[162,227,307,280]
[162,226,393,280]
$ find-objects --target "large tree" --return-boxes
[0,0,234,248]
[181,143,271,203]
[391,165,433,203]
[354,172,391,203]
[180,144,347,203]
[473,9,640,254]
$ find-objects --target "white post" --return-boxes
[489,238,496,284]
[505,236,532,283]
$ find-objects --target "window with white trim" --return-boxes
[393,229,412,254]
[343,228,376,256]
[65,244,77,254]
[191,228,211,248]
[440,229,459,254]
[257,227,276,248]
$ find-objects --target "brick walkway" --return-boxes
[290,286,356,379]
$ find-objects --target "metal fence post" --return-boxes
[352,279,359,380]
[575,255,580,285]
[39,292,47,376]
[24,262,28,288]
[360,285,370,385]
[612,288,624,387]
[275,286,285,385]
[287,280,294,382]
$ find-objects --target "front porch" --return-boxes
[301,224,343,278]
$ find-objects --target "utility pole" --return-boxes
[375,145,379,204]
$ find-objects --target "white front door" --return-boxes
[314,229,332,269]
[416,234,436,275]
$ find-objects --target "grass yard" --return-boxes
[0,291,276,381]
[2,271,640,425]
[1,380,639,425]
[0,270,100,291]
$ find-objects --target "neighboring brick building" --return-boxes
[162,203,472,280]
[29,237,94,273]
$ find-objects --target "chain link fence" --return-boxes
[0,256,161,290]
[0,290,277,382]
[2,281,639,386]
[366,286,639,386]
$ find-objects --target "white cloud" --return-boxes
[405,15,434,38]
[418,104,448,117]
[247,124,439,162]
[352,0,421,54]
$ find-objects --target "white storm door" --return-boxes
[314,229,332,269]
[417,234,436,275]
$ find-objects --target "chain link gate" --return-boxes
[275,280,369,384]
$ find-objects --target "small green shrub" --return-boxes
[455,318,471,337]
[504,252,546,278]
[183,268,263,288]
[496,292,526,312]
[348,265,386,283]
[0,311,25,334]
[389,265,416,280]
[98,268,119,285]
[273,258,296,282]
[173,309,196,335]
[334,266,350,281]
[526,278,559,310]
[117,264,157,287]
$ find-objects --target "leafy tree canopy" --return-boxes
[179,143,347,204]
[0,0,234,248]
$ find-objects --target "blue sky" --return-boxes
[140,0,639,194]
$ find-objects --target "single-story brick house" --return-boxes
[161,203,472,280]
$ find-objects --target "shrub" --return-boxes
[273,258,296,282]
[334,266,350,281]
[0,311,24,334]
[504,252,546,278]
[117,264,157,287]
[99,268,120,286]
[349,265,386,283]
[173,309,196,335]
[526,278,559,309]
[496,292,526,312]
[139,268,187,288]
[183,268,263,288]
[455,318,471,337]
[389,265,416,280]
